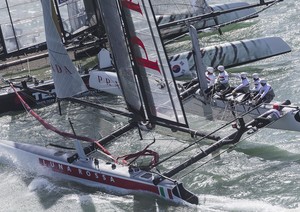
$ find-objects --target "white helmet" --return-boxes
[241,72,247,78]
[252,73,259,79]
[217,65,224,72]
[207,67,214,74]
[260,79,267,84]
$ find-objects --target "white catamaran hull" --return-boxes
[89,70,122,96]
[183,94,300,132]
[0,139,198,205]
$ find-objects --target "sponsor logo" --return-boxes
[39,158,116,184]
[50,64,72,74]
[172,64,181,74]
[39,158,173,200]
[97,75,120,88]
[32,89,56,102]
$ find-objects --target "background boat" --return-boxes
[1,0,300,211]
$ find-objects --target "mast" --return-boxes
[189,25,207,93]
[51,0,64,40]
[4,0,20,51]
[189,25,213,119]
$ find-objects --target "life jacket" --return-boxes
[206,72,216,87]
[218,71,229,84]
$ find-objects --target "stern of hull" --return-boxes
[172,183,198,205]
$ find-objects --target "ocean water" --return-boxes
[1,0,300,211]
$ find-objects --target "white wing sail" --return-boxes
[97,0,144,119]
[120,0,188,127]
[169,37,291,74]
[41,0,88,98]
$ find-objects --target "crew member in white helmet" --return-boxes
[254,103,281,128]
[206,67,216,87]
[204,67,216,97]
[231,72,249,95]
[215,65,230,93]
[250,73,261,95]
[253,79,275,105]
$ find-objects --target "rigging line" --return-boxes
[171,1,184,14]
[178,109,290,179]
[139,128,184,154]
[10,89,38,106]
[138,128,192,157]
[165,0,281,44]
[146,0,184,124]
[203,0,281,32]
[221,100,230,121]
[7,81,114,159]
[82,91,118,118]
[151,101,266,168]
[164,32,189,45]
[154,2,203,15]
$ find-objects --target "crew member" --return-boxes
[215,65,230,94]
[250,73,261,95]
[254,103,281,129]
[253,79,275,105]
[231,72,249,96]
[204,67,216,98]
[265,103,281,121]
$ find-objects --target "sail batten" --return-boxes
[41,0,88,99]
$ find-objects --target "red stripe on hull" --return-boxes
[39,158,160,195]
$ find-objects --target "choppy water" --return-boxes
[1,0,300,211]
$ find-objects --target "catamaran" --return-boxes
[88,0,299,132]
[0,0,294,206]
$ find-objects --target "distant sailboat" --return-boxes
[155,0,258,39]
[42,0,129,115]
